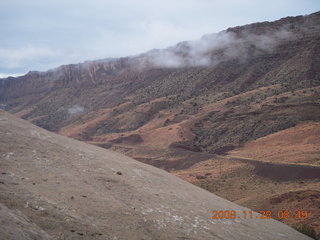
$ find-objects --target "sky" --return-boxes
[0,0,319,77]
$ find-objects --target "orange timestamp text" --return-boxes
[211,210,308,220]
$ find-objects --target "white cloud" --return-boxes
[135,26,295,69]
[0,73,24,78]
[68,105,85,115]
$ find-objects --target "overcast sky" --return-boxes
[0,0,319,77]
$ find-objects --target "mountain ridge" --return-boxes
[0,11,319,162]
[0,11,319,163]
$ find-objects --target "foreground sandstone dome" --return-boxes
[0,110,311,239]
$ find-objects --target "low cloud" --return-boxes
[0,73,24,78]
[68,105,84,115]
[135,27,294,68]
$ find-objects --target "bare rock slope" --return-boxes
[0,110,311,239]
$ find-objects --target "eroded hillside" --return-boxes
[0,110,313,239]
[0,13,319,159]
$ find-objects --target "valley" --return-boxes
[1,11,320,239]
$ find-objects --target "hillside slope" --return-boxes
[0,110,312,239]
[228,121,320,165]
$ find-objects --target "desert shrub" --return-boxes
[196,175,207,180]
[295,224,317,239]
[98,143,113,149]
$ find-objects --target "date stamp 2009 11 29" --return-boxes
[211,210,308,220]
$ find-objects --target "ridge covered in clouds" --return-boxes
[1,11,319,79]
[131,11,320,69]
[135,27,295,69]
[1,0,318,77]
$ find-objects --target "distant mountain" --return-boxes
[0,12,319,154]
